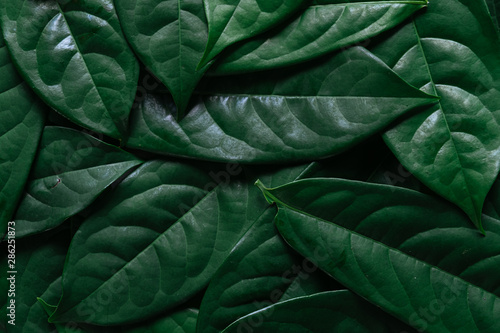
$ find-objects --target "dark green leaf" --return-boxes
[127,47,437,163]
[369,0,500,231]
[0,0,139,138]
[210,0,428,75]
[0,33,45,236]
[198,0,304,67]
[14,127,143,238]
[116,0,209,117]
[47,160,260,325]
[222,291,415,333]
[260,178,500,332]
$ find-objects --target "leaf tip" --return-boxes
[471,213,486,235]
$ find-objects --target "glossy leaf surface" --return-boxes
[14,127,143,238]
[260,178,500,332]
[127,47,437,163]
[0,34,45,235]
[223,291,415,333]
[48,160,264,325]
[199,0,303,67]
[369,0,500,231]
[116,0,208,117]
[0,0,139,138]
[210,0,427,74]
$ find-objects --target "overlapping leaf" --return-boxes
[196,153,395,333]
[223,291,416,333]
[127,47,437,163]
[210,0,428,75]
[196,140,431,333]
[116,0,209,117]
[369,0,500,231]
[259,178,500,332]
[47,161,268,325]
[198,0,304,67]
[14,127,143,238]
[0,0,139,138]
[0,34,45,236]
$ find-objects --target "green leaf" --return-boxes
[260,178,500,332]
[3,228,71,332]
[116,0,209,118]
[0,33,45,236]
[210,0,428,75]
[368,0,500,231]
[47,160,263,325]
[127,47,437,163]
[222,290,416,333]
[13,127,142,238]
[198,0,304,68]
[0,0,139,138]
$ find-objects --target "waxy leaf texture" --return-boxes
[127,47,437,162]
[371,0,500,231]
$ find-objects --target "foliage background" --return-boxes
[2,0,500,332]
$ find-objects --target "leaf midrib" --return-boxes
[412,20,479,224]
[51,182,222,321]
[55,3,118,133]
[279,205,497,331]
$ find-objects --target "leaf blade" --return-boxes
[260,178,500,332]
[116,0,209,117]
[199,0,304,67]
[14,126,143,238]
[369,0,500,231]
[0,33,45,235]
[127,47,438,163]
[210,0,428,75]
[0,0,139,138]
[47,161,264,325]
